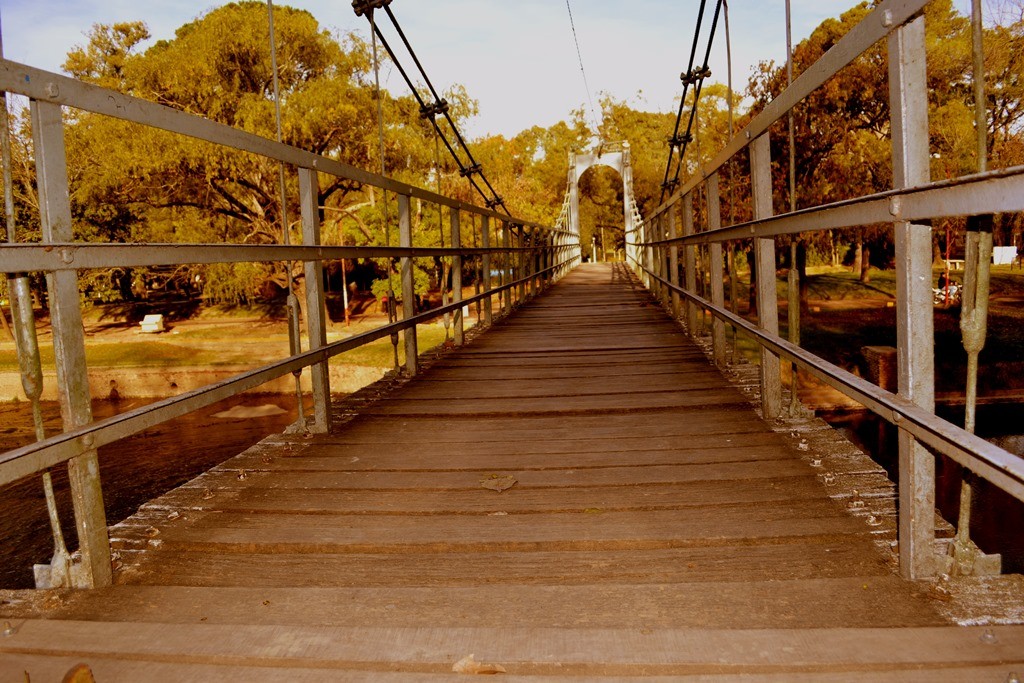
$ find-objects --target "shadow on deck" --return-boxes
[2,263,1023,680]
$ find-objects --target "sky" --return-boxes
[0,0,972,139]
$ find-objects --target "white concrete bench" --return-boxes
[139,314,165,333]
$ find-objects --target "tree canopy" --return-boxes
[6,0,1023,307]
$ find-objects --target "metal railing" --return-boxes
[0,58,576,589]
[628,0,1024,580]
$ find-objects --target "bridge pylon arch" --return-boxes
[566,141,636,263]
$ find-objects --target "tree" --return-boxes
[54,2,467,308]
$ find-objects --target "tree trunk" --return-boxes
[859,245,871,284]
[933,236,944,266]
[0,302,12,340]
[852,240,863,275]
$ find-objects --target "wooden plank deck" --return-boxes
[2,262,1023,680]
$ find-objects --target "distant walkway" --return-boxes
[2,263,1022,679]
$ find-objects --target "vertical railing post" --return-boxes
[517,225,526,304]
[652,215,662,300]
[750,133,783,420]
[682,193,699,336]
[481,215,493,325]
[451,208,464,346]
[527,227,537,299]
[643,219,653,290]
[668,202,681,320]
[398,193,417,376]
[501,220,512,313]
[663,215,671,303]
[889,13,937,579]
[298,167,331,433]
[708,174,727,365]
[31,99,111,588]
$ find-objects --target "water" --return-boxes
[821,402,1024,574]
[0,394,302,589]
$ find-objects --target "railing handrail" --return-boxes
[0,58,569,235]
[0,241,556,273]
[638,165,1024,248]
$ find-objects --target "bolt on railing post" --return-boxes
[481,215,493,325]
[298,167,331,433]
[31,99,111,588]
[708,173,727,365]
[668,202,681,319]
[398,193,418,376]
[750,133,783,420]
[682,193,699,337]
[889,13,937,580]
[451,209,464,346]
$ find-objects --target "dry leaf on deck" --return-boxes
[480,475,517,493]
[452,653,507,674]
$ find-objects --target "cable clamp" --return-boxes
[459,163,482,178]
[419,99,450,119]
[668,133,693,149]
[352,0,393,17]
[486,196,504,210]
[680,66,711,85]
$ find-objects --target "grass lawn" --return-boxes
[0,320,456,372]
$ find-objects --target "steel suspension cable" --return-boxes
[268,0,306,429]
[381,5,507,209]
[365,19,497,210]
[353,2,508,214]
[368,7,400,369]
[668,0,724,191]
[565,0,600,132]
[661,0,710,200]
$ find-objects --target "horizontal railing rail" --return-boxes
[645,166,1024,247]
[0,260,563,488]
[0,242,554,272]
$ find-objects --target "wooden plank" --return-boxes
[3,654,1019,682]
[363,389,748,416]
[142,477,828,515]
[108,504,873,552]
[5,621,1020,672]
[8,578,941,629]
[219,443,800,472]
[280,407,773,443]
[165,459,820,491]
[111,542,893,587]
[231,433,782,464]
[393,373,730,399]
